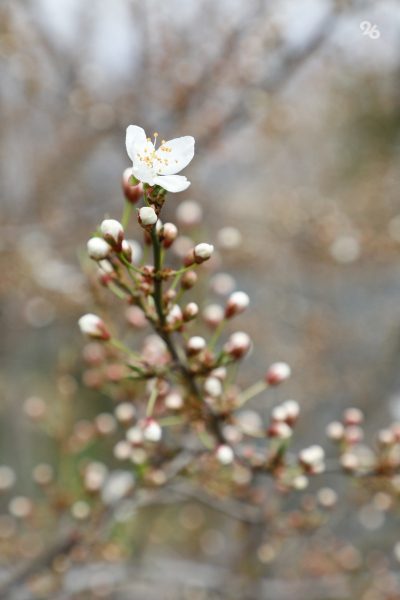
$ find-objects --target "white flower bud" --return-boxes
[203,304,224,328]
[100,219,124,246]
[216,444,234,465]
[78,314,110,340]
[299,445,325,472]
[343,407,364,426]
[183,302,199,321]
[204,376,223,398]
[165,391,184,410]
[292,475,309,490]
[126,426,143,446]
[266,362,291,385]
[341,452,359,472]
[113,440,132,461]
[115,402,136,424]
[193,243,214,263]
[142,419,162,443]
[161,222,178,248]
[186,336,206,355]
[224,331,251,359]
[84,462,108,493]
[225,291,250,318]
[271,405,288,422]
[166,304,183,327]
[87,237,111,261]
[282,400,300,423]
[326,421,345,441]
[378,428,395,446]
[139,206,157,226]
[101,471,134,506]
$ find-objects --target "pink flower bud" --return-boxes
[78,314,110,341]
[183,302,199,322]
[138,206,157,227]
[216,444,234,465]
[122,168,143,204]
[186,336,206,356]
[125,306,147,329]
[344,425,364,445]
[224,331,251,359]
[203,304,224,328]
[193,243,214,263]
[225,291,250,318]
[343,407,364,426]
[265,362,291,386]
[268,421,292,439]
[160,223,178,248]
[100,219,124,249]
[87,237,111,261]
[181,270,198,290]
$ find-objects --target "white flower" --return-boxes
[87,237,111,261]
[139,206,158,226]
[78,314,110,340]
[100,219,124,246]
[126,125,195,193]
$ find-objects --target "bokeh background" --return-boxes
[1,0,400,598]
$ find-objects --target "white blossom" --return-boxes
[126,125,194,193]
[216,445,234,465]
[100,219,124,245]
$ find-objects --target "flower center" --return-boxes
[136,132,173,173]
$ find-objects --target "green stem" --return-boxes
[170,265,193,291]
[146,385,158,417]
[209,319,226,350]
[121,201,133,229]
[236,380,268,407]
[118,253,143,275]
[109,338,142,362]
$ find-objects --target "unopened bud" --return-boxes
[160,223,178,248]
[181,270,198,289]
[122,168,143,204]
[138,206,157,227]
[216,444,234,465]
[203,304,224,328]
[224,331,251,359]
[378,428,395,447]
[165,391,184,410]
[204,376,223,398]
[186,336,206,355]
[282,400,300,425]
[78,314,110,341]
[341,452,359,472]
[121,239,132,261]
[343,407,364,426]
[183,302,199,321]
[266,362,291,386]
[142,419,162,443]
[100,219,124,248]
[326,421,345,441]
[344,425,363,445]
[193,243,214,263]
[166,304,183,327]
[114,402,136,425]
[225,291,250,318]
[299,445,325,473]
[87,237,111,261]
[268,421,292,439]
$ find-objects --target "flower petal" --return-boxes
[155,136,195,175]
[126,125,147,162]
[153,174,191,193]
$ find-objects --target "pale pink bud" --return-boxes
[138,206,157,227]
[225,291,250,318]
[341,452,359,472]
[224,331,251,359]
[204,376,223,398]
[121,239,133,261]
[126,426,143,446]
[266,362,291,386]
[193,243,214,263]
[78,314,110,340]
[343,407,364,426]
[268,421,292,439]
[183,302,199,321]
[113,441,131,461]
[87,237,111,261]
[94,413,117,436]
[126,306,147,329]
[181,270,198,290]
[271,405,288,422]
[216,444,234,465]
[114,402,136,424]
[100,219,124,248]
[122,168,143,203]
[282,400,300,424]
[186,336,206,355]
[9,496,33,519]
[326,421,345,441]
[299,445,325,472]
[203,304,224,328]
[166,304,183,327]
[176,200,202,227]
[211,367,227,380]
[165,391,184,410]
[161,223,178,248]
[378,428,395,447]
[344,425,364,445]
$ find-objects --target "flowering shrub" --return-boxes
[1,126,400,598]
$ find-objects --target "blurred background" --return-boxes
[1,0,400,598]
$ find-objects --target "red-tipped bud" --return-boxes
[181,270,198,289]
[225,291,250,318]
[100,219,124,250]
[122,169,143,204]
[160,222,178,248]
[193,243,214,263]
[183,302,199,322]
[186,336,206,356]
[224,331,251,359]
[78,314,110,341]
[265,362,291,386]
